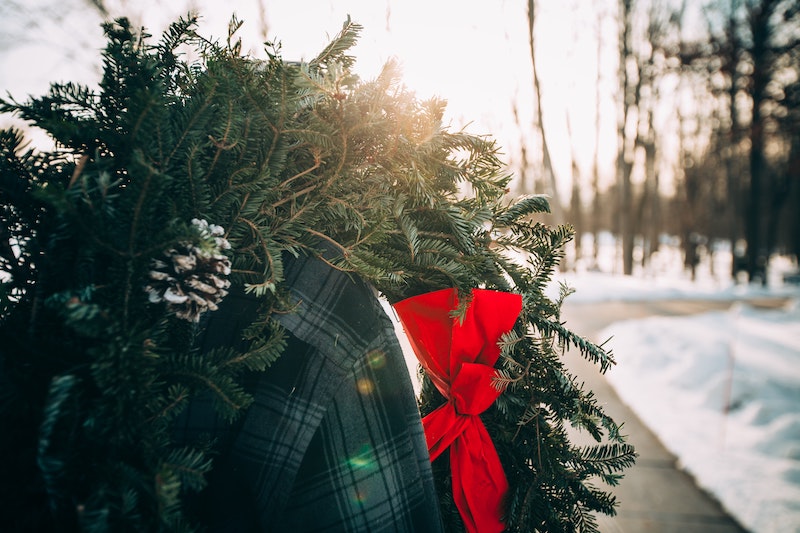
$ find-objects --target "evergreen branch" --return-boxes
[172,370,249,419]
[574,443,638,480]
[127,156,156,256]
[68,154,90,189]
[202,100,235,184]
[305,228,350,258]
[570,503,601,533]
[37,374,80,518]
[222,321,286,372]
[532,315,615,372]
[280,152,322,189]
[162,446,213,493]
[495,194,551,225]
[0,15,635,531]
[167,87,215,167]
[271,183,318,208]
[144,385,190,424]
[236,216,275,276]
[492,358,532,392]
[308,16,362,70]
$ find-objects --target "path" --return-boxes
[560,299,769,533]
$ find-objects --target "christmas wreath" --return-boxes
[0,15,635,532]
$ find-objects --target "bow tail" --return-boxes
[450,420,508,533]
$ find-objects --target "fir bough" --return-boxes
[0,15,634,532]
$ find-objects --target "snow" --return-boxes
[599,298,800,533]
[554,244,800,533]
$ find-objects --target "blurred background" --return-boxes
[1,0,798,284]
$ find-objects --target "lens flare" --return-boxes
[346,444,377,472]
[366,349,387,369]
[357,378,375,395]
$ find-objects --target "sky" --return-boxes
[0,0,621,200]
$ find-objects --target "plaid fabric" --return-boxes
[175,253,443,532]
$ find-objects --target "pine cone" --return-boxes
[191,218,231,251]
[144,220,232,322]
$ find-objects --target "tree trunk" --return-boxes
[745,1,773,285]
[591,13,604,267]
[565,112,583,270]
[642,139,658,267]
[617,0,635,276]
[570,159,583,270]
[527,0,564,225]
[790,136,800,261]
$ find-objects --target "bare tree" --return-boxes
[615,0,636,275]
[565,112,583,270]
[748,0,800,281]
[782,75,800,261]
[684,0,800,282]
[635,2,672,270]
[744,0,773,282]
[590,4,606,266]
[527,0,564,224]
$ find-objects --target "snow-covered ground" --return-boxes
[554,245,800,533]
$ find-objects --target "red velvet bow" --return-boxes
[394,288,523,533]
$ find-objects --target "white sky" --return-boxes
[1,0,624,199]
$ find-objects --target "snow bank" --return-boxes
[572,274,800,533]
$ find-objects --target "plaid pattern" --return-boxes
[175,254,443,532]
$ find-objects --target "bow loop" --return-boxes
[394,288,522,533]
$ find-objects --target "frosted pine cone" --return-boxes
[191,218,231,251]
[144,220,232,322]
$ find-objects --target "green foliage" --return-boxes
[0,14,634,532]
[415,192,636,533]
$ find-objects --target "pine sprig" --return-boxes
[308,16,363,73]
[495,193,552,225]
[0,13,633,532]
